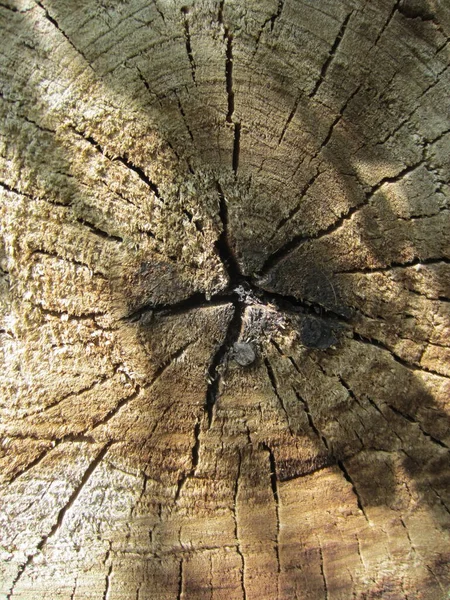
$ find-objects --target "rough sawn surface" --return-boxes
[1,0,450,598]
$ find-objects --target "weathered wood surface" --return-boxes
[1,0,450,598]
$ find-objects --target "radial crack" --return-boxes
[223,24,242,173]
[264,356,292,434]
[275,85,361,233]
[70,128,162,200]
[181,7,197,85]
[152,0,166,24]
[174,417,201,502]
[31,249,107,278]
[309,12,353,98]
[373,0,401,47]
[337,257,450,274]
[260,156,426,275]
[293,388,328,449]
[225,29,235,123]
[6,442,112,599]
[353,331,450,380]
[102,561,113,600]
[205,301,243,427]
[337,460,369,521]
[232,122,241,174]
[274,168,321,233]
[254,0,285,52]
[123,292,209,322]
[232,452,247,600]
[318,543,329,600]
[0,179,68,207]
[175,92,194,141]
[262,443,281,585]
[216,182,241,281]
[7,444,56,485]
[277,94,301,146]
[35,0,92,67]
[177,559,183,600]
[90,344,192,431]
[76,217,123,242]
[388,405,449,450]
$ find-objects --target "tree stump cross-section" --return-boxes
[0,0,450,598]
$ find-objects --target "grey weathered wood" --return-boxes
[1,0,450,598]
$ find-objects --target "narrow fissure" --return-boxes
[88,344,191,432]
[36,1,91,66]
[270,0,285,31]
[225,30,234,123]
[136,66,157,102]
[181,8,197,85]
[264,357,292,434]
[373,0,401,47]
[102,562,113,600]
[309,12,353,98]
[76,217,123,243]
[174,417,201,502]
[337,256,450,274]
[0,179,68,207]
[254,0,285,53]
[278,95,301,146]
[353,331,450,380]
[261,155,426,276]
[69,578,78,600]
[216,182,242,282]
[7,445,55,485]
[232,122,241,174]
[318,544,329,600]
[217,0,224,26]
[223,25,242,174]
[262,443,281,580]
[293,389,328,448]
[233,453,247,600]
[175,94,194,141]
[177,559,183,600]
[70,127,162,200]
[388,404,449,450]
[337,460,369,521]
[274,168,321,232]
[205,300,244,427]
[6,443,112,599]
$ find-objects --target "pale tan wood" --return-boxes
[0,0,449,598]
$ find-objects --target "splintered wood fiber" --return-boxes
[1,0,450,598]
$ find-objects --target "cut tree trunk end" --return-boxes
[1,0,450,598]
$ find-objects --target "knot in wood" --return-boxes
[232,342,256,366]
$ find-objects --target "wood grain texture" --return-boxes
[0,0,449,598]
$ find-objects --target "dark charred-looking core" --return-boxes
[128,183,350,350]
[126,183,352,427]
